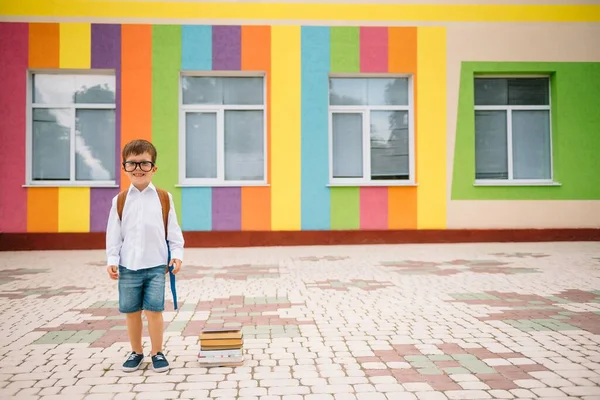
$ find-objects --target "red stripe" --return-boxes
[360,187,388,230]
[360,27,388,73]
[0,23,28,233]
[359,27,389,229]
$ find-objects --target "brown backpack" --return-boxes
[116,187,170,240]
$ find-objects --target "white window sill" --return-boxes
[327,182,418,187]
[176,183,270,188]
[474,180,562,187]
[23,183,119,188]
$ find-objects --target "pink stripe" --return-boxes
[360,187,388,230]
[360,27,388,73]
[0,23,28,233]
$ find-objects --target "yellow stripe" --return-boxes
[59,22,91,68]
[58,187,90,232]
[1,1,598,22]
[271,25,301,231]
[416,27,447,229]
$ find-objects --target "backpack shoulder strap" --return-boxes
[116,190,128,221]
[156,188,171,240]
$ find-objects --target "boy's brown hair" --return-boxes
[122,139,157,163]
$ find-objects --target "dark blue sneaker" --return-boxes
[122,351,144,372]
[151,352,169,373]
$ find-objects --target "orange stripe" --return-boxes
[28,23,59,68]
[241,25,271,231]
[27,188,59,232]
[388,27,417,74]
[27,24,60,232]
[120,25,152,190]
[388,187,417,229]
[389,26,418,178]
[388,27,417,229]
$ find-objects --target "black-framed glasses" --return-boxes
[123,161,154,172]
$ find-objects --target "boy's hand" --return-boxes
[107,265,118,280]
[168,258,182,274]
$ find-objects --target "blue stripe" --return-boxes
[182,188,212,231]
[301,26,331,230]
[182,25,212,70]
[181,25,212,231]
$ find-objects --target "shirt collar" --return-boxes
[128,182,156,194]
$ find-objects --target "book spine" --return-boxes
[198,349,243,357]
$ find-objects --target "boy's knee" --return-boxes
[144,310,163,318]
[125,310,142,318]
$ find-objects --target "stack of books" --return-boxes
[197,327,244,367]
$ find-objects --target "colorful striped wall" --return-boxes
[0,22,446,233]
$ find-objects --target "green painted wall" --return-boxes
[330,27,360,229]
[452,62,600,200]
[152,25,182,217]
[331,187,360,229]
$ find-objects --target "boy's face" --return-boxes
[122,152,157,189]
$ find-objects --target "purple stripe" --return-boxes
[212,26,240,70]
[91,24,120,69]
[90,189,118,232]
[90,24,121,232]
[211,187,241,231]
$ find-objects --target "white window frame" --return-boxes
[178,71,268,187]
[474,74,557,187]
[327,73,416,187]
[25,69,118,188]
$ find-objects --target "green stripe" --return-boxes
[330,27,359,73]
[152,25,182,219]
[331,188,359,229]
[330,27,360,229]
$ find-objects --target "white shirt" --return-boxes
[106,182,185,271]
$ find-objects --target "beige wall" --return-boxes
[445,22,600,229]
[448,201,600,229]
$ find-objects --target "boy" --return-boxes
[105,139,184,373]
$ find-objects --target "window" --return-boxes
[474,77,552,183]
[179,74,266,185]
[328,76,414,185]
[27,72,117,186]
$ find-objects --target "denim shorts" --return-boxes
[118,265,166,313]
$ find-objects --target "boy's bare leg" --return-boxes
[145,310,163,355]
[125,311,143,353]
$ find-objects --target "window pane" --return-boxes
[512,110,551,179]
[367,78,409,106]
[370,111,409,180]
[32,108,71,180]
[182,77,222,105]
[75,110,116,181]
[182,76,264,105]
[329,78,367,106]
[332,113,363,178]
[33,74,115,104]
[223,77,263,105]
[186,112,217,178]
[508,78,549,106]
[475,110,508,179]
[475,78,508,106]
[224,111,264,181]
[475,77,549,106]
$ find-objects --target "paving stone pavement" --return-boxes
[1,241,600,400]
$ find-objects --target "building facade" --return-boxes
[1,1,599,247]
